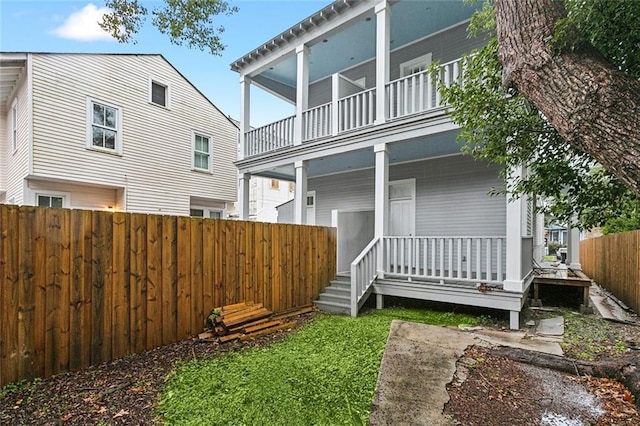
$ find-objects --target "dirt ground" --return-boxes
[1,303,640,425]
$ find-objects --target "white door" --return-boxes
[306,191,316,225]
[388,179,415,236]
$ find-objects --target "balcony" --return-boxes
[242,57,465,159]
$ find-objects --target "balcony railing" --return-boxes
[244,115,295,157]
[242,56,466,159]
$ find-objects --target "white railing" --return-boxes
[350,237,381,317]
[338,88,376,133]
[386,58,464,120]
[383,236,506,284]
[303,103,332,140]
[244,115,295,157]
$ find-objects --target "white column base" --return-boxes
[503,279,524,292]
[376,293,384,310]
[509,311,521,330]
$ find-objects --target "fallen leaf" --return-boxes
[60,413,73,422]
[113,409,129,418]
[96,406,107,414]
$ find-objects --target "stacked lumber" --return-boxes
[198,302,315,343]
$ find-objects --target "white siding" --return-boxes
[30,54,238,215]
[309,155,506,236]
[28,179,118,210]
[1,70,30,204]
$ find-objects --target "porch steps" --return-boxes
[314,274,351,315]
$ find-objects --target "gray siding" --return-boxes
[29,54,238,215]
[309,155,506,236]
[277,199,294,224]
[308,21,487,108]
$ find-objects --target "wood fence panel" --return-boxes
[190,218,204,335]
[69,209,93,372]
[112,212,130,360]
[0,206,336,387]
[581,230,640,314]
[176,216,191,339]
[161,215,177,346]
[17,207,35,381]
[1,206,19,385]
[146,214,162,350]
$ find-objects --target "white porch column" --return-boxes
[239,75,251,160]
[294,45,309,145]
[294,160,308,224]
[567,224,582,270]
[238,172,251,220]
[331,73,340,136]
[504,166,524,293]
[375,0,391,125]
[374,143,389,278]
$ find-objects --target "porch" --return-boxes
[243,57,466,158]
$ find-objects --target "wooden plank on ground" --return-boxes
[239,322,296,342]
[111,212,130,360]
[271,306,315,320]
[219,333,241,343]
[222,308,271,328]
[243,320,283,334]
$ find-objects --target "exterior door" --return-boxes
[388,179,415,236]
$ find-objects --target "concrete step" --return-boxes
[317,292,350,304]
[314,300,350,315]
[334,274,351,283]
[328,280,350,291]
[325,286,350,297]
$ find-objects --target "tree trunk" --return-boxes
[491,346,640,406]
[494,0,640,195]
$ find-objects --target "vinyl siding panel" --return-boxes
[1,71,30,204]
[30,54,237,215]
[27,180,118,210]
[308,21,486,109]
[308,155,505,237]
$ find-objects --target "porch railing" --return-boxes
[350,236,381,317]
[303,102,332,140]
[383,236,505,284]
[338,88,376,133]
[244,115,295,157]
[386,58,463,120]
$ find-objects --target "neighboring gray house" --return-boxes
[1,53,238,216]
[231,0,553,328]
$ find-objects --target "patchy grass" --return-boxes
[561,310,626,360]
[157,308,477,425]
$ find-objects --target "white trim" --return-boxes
[27,53,33,175]
[148,77,171,109]
[86,97,123,155]
[191,130,213,173]
[34,190,70,208]
[10,97,18,153]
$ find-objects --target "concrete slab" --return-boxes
[369,322,565,425]
[369,321,476,426]
[537,316,565,336]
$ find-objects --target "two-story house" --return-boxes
[1,53,237,217]
[231,0,547,329]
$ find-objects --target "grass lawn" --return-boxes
[157,308,478,425]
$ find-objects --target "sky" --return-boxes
[0,0,330,127]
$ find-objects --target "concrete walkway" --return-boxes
[369,321,564,426]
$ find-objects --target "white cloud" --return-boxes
[51,3,113,42]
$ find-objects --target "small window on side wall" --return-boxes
[150,80,169,107]
[192,132,212,172]
[87,98,122,154]
[37,194,64,208]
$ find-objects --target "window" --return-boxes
[190,208,223,219]
[37,194,64,208]
[192,132,212,172]
[270,179,280,190]
[288,182,295,193]
[11,99,17,152]
[150,80,169,107]
[87,99,122,154]
[400,53,433,77]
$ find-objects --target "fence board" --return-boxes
[0,205,336,387]
[581,230,640,314]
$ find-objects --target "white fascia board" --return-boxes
[236,0,375,78]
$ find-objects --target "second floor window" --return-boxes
[88,99,122,154]
[151,80,169,107]
[193,132,212,172]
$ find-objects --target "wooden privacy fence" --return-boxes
[0,205,337,387]
[580,230,640,314]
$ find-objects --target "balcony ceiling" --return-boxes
[256,0,479,87]
[0,54,27,108]
[257,130,461,180]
